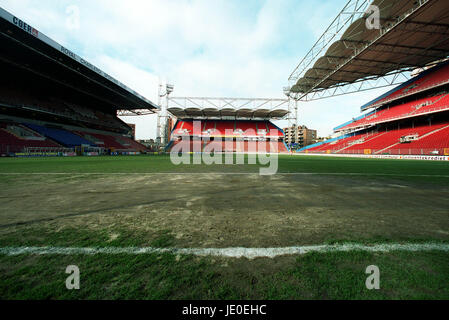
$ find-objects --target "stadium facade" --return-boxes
[0,7,157,157]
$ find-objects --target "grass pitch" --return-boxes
[0,154,448,299]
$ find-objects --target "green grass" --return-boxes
[1,154,448,188]
[0,219,448,300]
[1,250,448,300]
[0,154,448,176]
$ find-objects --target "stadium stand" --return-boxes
[305,122,449,155]
[74,131,126,150]
[173,120,284,137]
[338,93,449,132]
[301,59,449,156]
[24,124,97,148]
[73,130,148,152]
[0,117,149,155]
[169,119,288,153]
[343,124,447,154]
[384,125,449,155]
[170,138,288,153]
[0,122,61,153]
[0,7,156,156]
[363,62,449,110]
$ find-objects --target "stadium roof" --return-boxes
[167,97,289,120]
[0,7,158,112]
[289,0,449,100]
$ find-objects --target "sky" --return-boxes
[0,0,396,139]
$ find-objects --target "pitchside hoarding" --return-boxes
[302,153,449,161]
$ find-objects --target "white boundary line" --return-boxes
[0,173,448,177]
[1,243,448,259]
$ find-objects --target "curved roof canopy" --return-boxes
[291,0,449,95]
[167,106,289,119]
[167,97,289,120]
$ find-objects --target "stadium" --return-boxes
[0,0,449,302]
[0,8,153,157]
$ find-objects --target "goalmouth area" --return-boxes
[0,154,448,299]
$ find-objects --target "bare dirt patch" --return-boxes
[1,174,448,247]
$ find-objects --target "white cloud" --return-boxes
[93,55,160,103]
[92,55,160,139]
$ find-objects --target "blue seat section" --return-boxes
[25,123,97,147]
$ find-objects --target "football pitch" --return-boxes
[0,154,448,299]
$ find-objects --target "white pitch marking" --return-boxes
[0,243,448,259]
[0,173,448,177]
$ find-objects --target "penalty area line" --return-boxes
[1,243,448,259]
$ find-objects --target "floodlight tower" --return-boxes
[284,86,298,146]
[163,84,174,144]
[156,82,174,145]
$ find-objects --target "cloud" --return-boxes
[93,55,160,102]
[91,55,160,139]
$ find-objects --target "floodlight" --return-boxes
[166,84,174,95]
